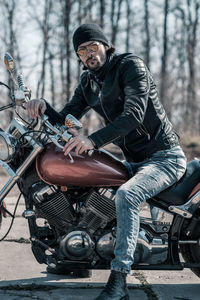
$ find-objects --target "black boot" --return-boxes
[94,270,129,300]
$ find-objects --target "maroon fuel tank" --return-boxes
[36,143,130,187]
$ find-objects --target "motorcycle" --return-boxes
[0,53,200,278]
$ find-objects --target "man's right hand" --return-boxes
[26,99,47,119]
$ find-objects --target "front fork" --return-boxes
[0,142,43,238]
[0,144,43,207]
[22,183,57,265]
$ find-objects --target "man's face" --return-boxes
[77,41,108,71]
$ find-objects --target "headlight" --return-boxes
[0,131,17,162]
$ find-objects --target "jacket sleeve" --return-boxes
[88,57,150,148]
[45,82,90,125]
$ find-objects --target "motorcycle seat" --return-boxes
[152,159,200,206]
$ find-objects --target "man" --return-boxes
[26,23,187,300]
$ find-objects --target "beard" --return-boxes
[86,58,101,71]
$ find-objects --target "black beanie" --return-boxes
[73,23,109,52]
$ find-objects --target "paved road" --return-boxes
[0,188,200,299]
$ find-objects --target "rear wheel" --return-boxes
[180,209,200,277]
[180,243,200,277]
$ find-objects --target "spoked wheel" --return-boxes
[180,209,200,277]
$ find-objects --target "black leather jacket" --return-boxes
[45,53,179,162]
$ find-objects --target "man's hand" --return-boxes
[63,129,94,156]
[26,99,47,119]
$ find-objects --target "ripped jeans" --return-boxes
[111,145,187,274]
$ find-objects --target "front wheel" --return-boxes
[180,209,200,277]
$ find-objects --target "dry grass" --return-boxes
[180,135,200,161]
[181,135,200,151]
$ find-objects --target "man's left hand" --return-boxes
[63,133,94,156]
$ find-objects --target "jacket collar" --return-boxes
[84,53,132,87]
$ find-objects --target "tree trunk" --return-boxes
[160,0,170,116]
[4,0,17,121]
[48,51,55,106]
[36,0,52,98]
[76,0,82,81]
[185,0,199,134]
[63,0,71,101]
[125,0,131,52]
[144,0,150,67]
[111,0,124,45]
[100,0,105,28]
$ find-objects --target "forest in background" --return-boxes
[0,0,200,155]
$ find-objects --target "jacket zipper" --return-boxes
[123,137,131,154]
[99,91,112,123]
[137,124,150,140]
[123,124,150,156]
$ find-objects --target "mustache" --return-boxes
[86,57,96,63]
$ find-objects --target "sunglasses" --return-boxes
[77,42,101,57]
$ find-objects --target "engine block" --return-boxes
[33,184,75,230]
[78,188,116,233]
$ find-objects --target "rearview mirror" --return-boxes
[4,53,15,72]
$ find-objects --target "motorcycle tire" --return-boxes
[180,244,200,277]
[180,214,200,278]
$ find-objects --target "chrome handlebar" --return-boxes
[39,115,74,163]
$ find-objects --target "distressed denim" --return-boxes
[111,145,187,274]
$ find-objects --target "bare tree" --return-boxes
[57,0,73,104]
[63,0,72,100]
[125,0,131,52]
[110,0,124,45]
[159,0,170,116]
[59,34,66,103]
[75,0,83,80]
[144,0,150,66]
[48,50,55,106]
[30,0,53,98]
[0,0,18,121]
[185,0,200,134]
[172,4,188,132]
[100,0,106,29]
[83,0,94,21]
